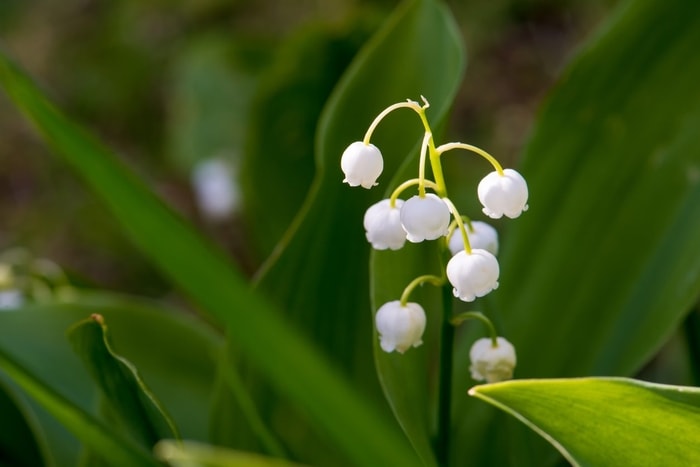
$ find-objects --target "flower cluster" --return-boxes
[341,97,524,381]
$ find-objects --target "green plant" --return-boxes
[0,0,699,465]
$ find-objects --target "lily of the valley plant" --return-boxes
[341,96,526,381]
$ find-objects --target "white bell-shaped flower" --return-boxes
[400,193,450,243]
[363,199,406,250]
[448,221,499,256]
[341,141,383,189]
[375,300,426,353]
[0,289,23,310]
[191,157,239,221]
[469,337,517,383]
[478,168,529,219]
[446,249,499,302]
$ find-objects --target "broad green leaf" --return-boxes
[252,0,463,461]
[155,440,306,467]
[0,296,222,465]
[67,313,180,449]
[469,378,700,467]
[0,380,45,466]
[450,0,700,463]
[240,20,371,258]
[0,346,158,467]
[0,49,421,467]
[371,242,446,467]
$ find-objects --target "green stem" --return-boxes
[415,116,446,198]
[435,282,454,466]
[436,142,505,175]
[418,132,432,197]
[389,178,440,207]
[362,99,424,144]
[451,311,498,346]
[441,197,472,254]
[683,305,700,385]
[399,274,444,306]
[428,144,448,198]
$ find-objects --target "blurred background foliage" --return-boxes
[0,0,614,295]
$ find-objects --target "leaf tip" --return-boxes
[90,313,105,325]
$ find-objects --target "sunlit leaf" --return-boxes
[469,378,700,467]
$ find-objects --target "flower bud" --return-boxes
[446,249,499,302]
[400,194,450,243]
[375,300,426,353]
[477,168,529,219]
[448,221,499,256]
[341,142,383,189]
[363,199,406,250]
[469,337,517,383]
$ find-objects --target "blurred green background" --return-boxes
[0,0,613,296]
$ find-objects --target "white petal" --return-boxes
[375,301,426,353]
[341,142,383,189]
[446,249,499,302]
[469,337,517,383]
[477,169,528,219]
[400,194,451,243]
[363,199,406,250]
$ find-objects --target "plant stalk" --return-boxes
[683,305,700,385]
[435,282,454,466]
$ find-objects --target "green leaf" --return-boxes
[67,313,180,449]
[155,440,307,467]
[469,377,700,467]
[252,0,463,461]
[0,43,421,467]
[495,0,700,378]
[0,346,158,467]
[0,380,45,466]
[240,21,371,258]
[370,244,445,467]
[0,296,223,465]
[446,0,700,463]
